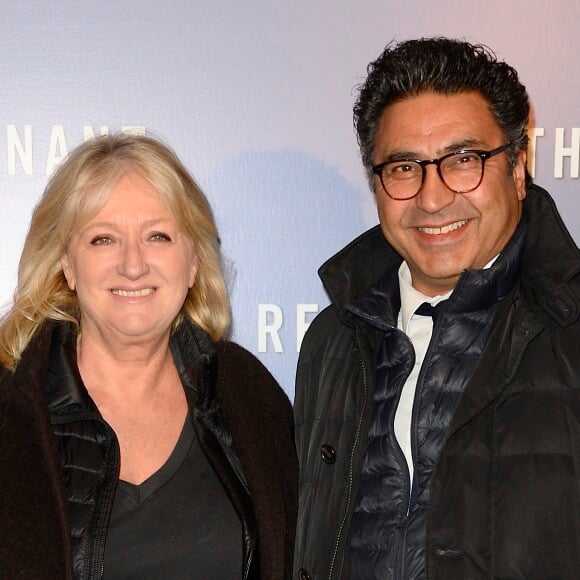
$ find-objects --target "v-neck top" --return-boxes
[103,415,242,579]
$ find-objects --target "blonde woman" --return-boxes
[0,134,297,579]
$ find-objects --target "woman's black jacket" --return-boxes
[0,319,297,579]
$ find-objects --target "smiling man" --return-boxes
[294,38,580,579]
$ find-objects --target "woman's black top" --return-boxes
[103,415,242,578]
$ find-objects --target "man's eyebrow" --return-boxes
[378,139,486,163]
[379,150,420,163]
[439,138,483,154]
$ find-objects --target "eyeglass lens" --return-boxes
[382,151,484,199]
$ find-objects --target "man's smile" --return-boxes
[416,219,469,235]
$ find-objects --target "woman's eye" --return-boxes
[90,236,112,246]
[150,232,171,242]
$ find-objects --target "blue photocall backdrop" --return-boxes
[1,1,578,398]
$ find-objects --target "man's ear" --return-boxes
[513,149,527,201]
[60,254,76,291]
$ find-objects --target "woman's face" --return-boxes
[60,171,197,347]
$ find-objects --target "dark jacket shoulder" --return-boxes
[0,323,74,579]
[215,340,293,414]
[214,340,298,580]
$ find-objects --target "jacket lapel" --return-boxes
[446,291,545,437]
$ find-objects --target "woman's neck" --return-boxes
[76,328,178,402]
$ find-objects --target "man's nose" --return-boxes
[414,164,456,213]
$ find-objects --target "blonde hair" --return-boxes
[0,133,230,370]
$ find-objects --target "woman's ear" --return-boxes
[60,254,76,291]
[188,254,198,289]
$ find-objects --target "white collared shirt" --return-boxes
[395,262,450,483]
[395,256,498,484]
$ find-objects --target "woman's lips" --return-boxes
[111,288,157,297]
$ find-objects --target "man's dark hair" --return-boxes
[353,37,530,186]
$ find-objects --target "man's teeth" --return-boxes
[112,288,155,297]
[418,220,468,235]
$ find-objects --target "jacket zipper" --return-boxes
[327,331,370,580]
[392,331,415,580]
[395,315,443,580]
[88,427,119,580]
[394,330,415,518]
[197,411,256,578]
[394,462,412,580]
[51,411,120,580]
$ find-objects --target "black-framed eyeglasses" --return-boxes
[372,143,512,200]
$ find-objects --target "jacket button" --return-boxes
[320,444,336,464]
[298,568,311,580]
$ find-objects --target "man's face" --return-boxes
[373,91,527,297]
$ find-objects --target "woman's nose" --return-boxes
[117,240,150,279]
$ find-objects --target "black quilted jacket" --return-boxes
[293,185,580,579]
[0,320,298,579]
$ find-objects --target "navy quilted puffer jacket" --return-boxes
[294,185,580,579]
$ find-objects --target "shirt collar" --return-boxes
[398,253,500,334]
[398,262,450,333]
